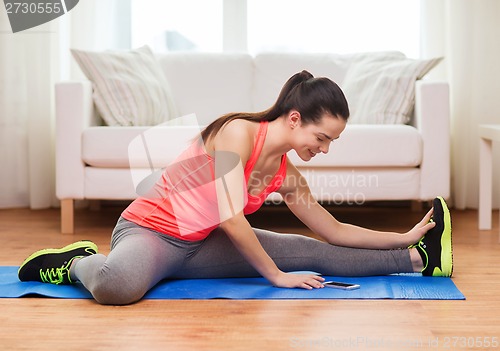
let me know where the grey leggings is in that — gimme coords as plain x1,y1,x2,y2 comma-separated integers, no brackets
73,217,413,305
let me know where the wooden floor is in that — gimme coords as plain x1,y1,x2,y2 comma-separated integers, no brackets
0,204,499,351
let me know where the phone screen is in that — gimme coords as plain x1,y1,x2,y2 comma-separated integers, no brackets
323,281,360,290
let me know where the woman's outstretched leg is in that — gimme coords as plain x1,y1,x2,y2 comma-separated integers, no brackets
174,227,415,279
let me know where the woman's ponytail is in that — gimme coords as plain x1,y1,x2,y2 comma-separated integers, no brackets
263,70,314,121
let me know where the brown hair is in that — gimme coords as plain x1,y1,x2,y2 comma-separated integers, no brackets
200,70,349,143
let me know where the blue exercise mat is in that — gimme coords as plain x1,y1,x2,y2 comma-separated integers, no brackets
0,266,465,300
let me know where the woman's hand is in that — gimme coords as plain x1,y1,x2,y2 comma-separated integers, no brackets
270,271,325,290
404,207,436,246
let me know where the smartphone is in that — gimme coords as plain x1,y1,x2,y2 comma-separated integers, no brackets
323,281,360,290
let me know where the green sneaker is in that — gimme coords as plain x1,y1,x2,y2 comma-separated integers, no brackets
18,241,98,285
413,196,453,277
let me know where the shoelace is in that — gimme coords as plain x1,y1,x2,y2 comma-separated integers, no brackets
39,256,80,284
39,265,69,284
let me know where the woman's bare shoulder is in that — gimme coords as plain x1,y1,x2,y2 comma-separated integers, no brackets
223,118,258,135
217,119,258,145
210,119,258,160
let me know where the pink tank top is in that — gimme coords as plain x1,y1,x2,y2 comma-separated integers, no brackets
121,121,287,241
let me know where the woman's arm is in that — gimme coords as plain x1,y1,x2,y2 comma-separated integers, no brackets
278,161,435,249
219,212,324,289
213,121,324,289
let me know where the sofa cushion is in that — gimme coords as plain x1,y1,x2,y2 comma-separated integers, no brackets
342,54,442,124
157,53,254,126
82,126,201,168
71,46,178,126
82,124,422,169
287,124,422,167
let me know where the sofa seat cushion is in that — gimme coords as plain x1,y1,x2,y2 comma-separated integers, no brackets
83,124,421,169
287,124,422,167
82,126,201,168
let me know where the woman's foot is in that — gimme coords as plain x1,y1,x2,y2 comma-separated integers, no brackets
413,196,453,277
18,241,98,285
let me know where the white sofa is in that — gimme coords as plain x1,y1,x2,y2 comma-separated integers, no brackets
55,52,450,233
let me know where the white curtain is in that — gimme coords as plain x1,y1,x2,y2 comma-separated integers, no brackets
421,0,500,209
0,10,58,208
0,0,129,209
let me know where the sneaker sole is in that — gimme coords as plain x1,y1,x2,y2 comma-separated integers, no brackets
434,196,453,277
18,241,98,277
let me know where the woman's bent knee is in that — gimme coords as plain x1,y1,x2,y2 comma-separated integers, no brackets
86,264,149,305
90,278,147,305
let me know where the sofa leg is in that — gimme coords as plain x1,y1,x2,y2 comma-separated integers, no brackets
61,199,74,234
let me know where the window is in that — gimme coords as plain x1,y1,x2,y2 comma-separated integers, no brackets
247,0,420,57
131,0,420,58
131,0,223,53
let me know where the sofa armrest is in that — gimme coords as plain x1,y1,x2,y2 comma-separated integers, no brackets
55,81,95,200
414,81,451,200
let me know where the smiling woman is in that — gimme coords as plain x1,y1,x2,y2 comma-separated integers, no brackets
18,69,452,305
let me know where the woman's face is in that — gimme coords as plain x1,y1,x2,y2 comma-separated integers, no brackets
290,112,346,162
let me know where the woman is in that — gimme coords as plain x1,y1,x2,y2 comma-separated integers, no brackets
18,70,453,305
